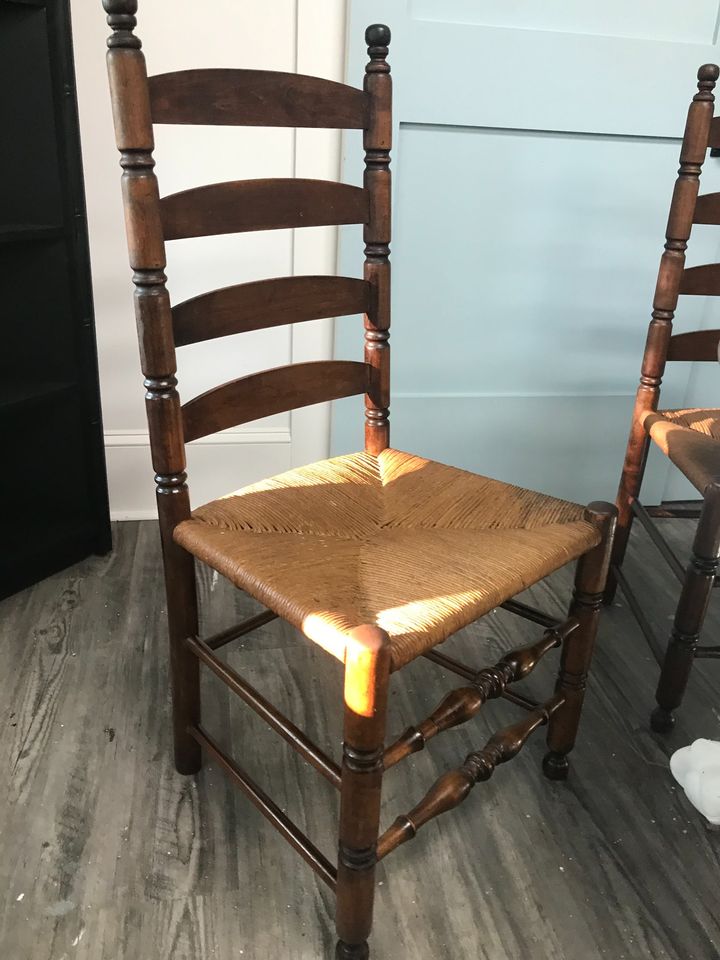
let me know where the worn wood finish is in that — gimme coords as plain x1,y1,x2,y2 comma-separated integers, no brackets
544,503,617,780
103,0,201,775
172,276,371,347
667,328,720,361
149,68,368,129
160,178,369,241
336,626,391,960
362,25,392,456
609,64,719,599
182,360,369,443
652,482,720,731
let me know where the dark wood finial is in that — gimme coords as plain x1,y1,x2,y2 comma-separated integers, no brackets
102,0,141,49
695,62,719,100
365,24,391,72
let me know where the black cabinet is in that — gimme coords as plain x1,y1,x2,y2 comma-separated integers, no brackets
0,0,111,598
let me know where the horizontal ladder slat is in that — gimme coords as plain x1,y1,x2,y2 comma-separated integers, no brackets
189,724,337,889
161,178,369,241
182,360,369,442
693,192,720,224
708,115,720,149
149,69,368,129
680,264,720,297
667,329,720,362
186,634,341,788
173,275,371,347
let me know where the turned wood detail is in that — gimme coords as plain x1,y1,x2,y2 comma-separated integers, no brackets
610,64,718,585
383,620,577,769
363,25,391,456
103,0,140,49
377,694,565,860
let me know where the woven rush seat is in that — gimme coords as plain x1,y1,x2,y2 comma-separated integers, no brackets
642,408,720,494
175,448,600,669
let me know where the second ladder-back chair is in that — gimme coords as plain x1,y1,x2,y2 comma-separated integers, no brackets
101,3,617,957
611,64,720,735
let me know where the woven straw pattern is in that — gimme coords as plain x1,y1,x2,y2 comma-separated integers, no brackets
174,449,599,669
643,408,720,494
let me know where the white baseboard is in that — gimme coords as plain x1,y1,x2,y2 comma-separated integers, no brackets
105,429,293,521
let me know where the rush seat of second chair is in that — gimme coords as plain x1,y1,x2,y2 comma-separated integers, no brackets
100,3,617,957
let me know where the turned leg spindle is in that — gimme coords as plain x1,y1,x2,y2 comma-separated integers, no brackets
652,480,720,732
544,502,617,780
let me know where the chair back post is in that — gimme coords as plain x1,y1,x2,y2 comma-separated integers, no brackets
639,65,718,412
363,25,392,456
102,1,192,541
616,65,718,528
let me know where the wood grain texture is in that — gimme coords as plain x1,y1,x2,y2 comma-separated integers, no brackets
172,276,371,347
679,262,720,296
667,328,720,361
2,519,720,959
149,69,369,129
160,179,369,241
182,360,370,442
693,191,720,224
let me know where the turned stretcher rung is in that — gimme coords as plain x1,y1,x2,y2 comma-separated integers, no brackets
695,645,720,658
631,499,685,584
423,650,538,711
185,635,341,788
385,623,574,770
204,609,279,650
377,693,565,860
189,724,337,889
501,598,561,629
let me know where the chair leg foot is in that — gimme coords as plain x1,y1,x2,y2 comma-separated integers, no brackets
336,940,369,960
542,750,570,781
650,706,676,734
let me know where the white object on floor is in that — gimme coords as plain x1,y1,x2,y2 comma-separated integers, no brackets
670,739,720,825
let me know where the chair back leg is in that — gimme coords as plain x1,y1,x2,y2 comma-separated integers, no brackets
652,479,720,731
335,627,391,959
543,502,617,780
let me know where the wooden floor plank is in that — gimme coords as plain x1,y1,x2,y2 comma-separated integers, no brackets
1,519,719,959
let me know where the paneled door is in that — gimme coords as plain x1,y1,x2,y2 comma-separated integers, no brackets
333,0,720,505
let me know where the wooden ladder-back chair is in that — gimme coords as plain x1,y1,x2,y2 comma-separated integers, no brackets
101,3,616,956
611,64,720,735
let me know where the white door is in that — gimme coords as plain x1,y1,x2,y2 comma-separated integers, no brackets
334,0,720,505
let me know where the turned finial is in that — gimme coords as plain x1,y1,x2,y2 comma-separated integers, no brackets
366,24,390,71
695,63,719,100
102,0,141,49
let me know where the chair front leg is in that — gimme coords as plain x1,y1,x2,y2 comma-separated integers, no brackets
543,501,617,780
652,479,720,732
336,626,391,960
606,415,651,603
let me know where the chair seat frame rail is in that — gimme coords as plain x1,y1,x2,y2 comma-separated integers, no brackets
100,3,617,957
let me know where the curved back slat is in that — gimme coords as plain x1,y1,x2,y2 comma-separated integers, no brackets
693,192,720,223
182,360,370,442
173,276,371,347
709,115,720,148
149,69,369,129
161,178,369,241
679,263,720,296
667,329,720,361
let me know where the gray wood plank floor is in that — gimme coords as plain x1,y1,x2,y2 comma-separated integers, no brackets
1,519,719,960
